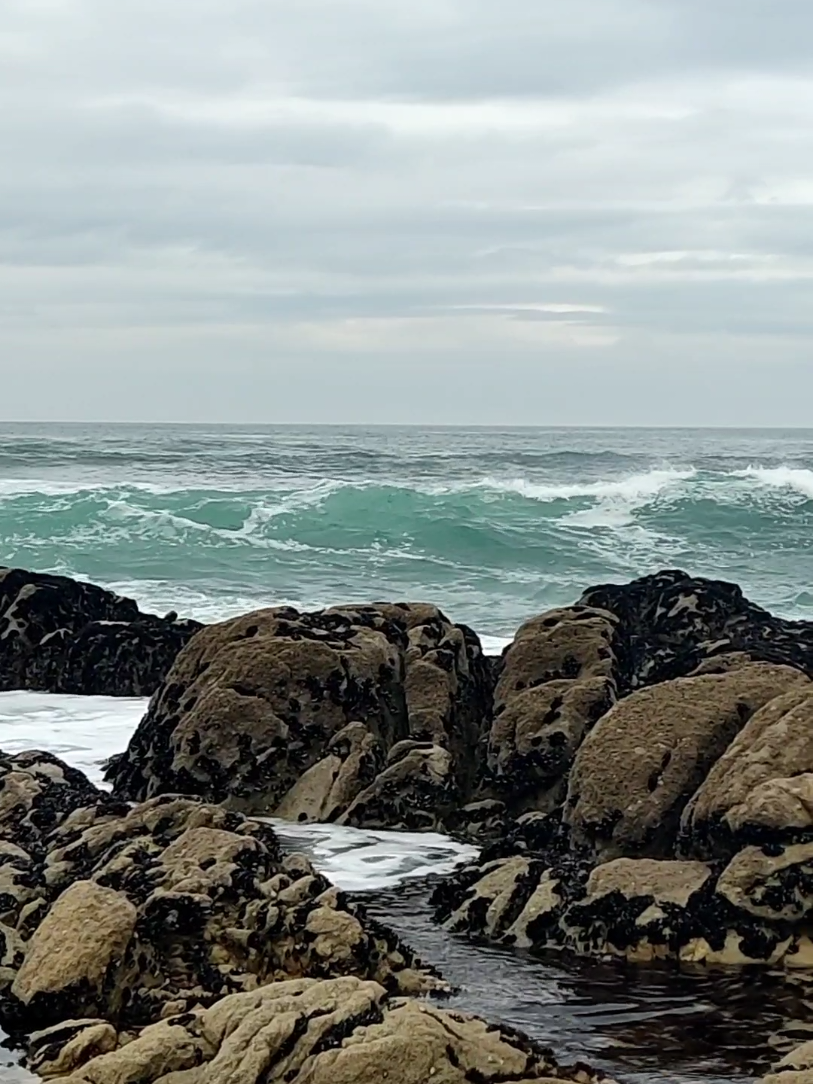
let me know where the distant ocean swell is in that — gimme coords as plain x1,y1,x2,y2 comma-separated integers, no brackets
0,461,811,640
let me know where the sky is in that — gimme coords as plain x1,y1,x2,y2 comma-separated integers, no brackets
2,0,813,425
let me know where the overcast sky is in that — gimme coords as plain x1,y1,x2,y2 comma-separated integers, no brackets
2,0,812,424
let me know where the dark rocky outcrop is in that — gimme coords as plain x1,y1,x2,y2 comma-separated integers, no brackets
0,569,201,696
106,603,491,831
429,572,813,973
579,569,813,691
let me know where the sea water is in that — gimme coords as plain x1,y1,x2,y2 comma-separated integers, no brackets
2,424,813,1082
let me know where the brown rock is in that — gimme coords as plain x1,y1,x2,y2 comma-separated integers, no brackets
27,1020,118,1079
681,686,813,857
12,881,136,1024
716,844,813,923
566,663,808,858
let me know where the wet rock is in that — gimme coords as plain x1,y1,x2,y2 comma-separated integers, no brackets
339,741,457,831
0,760,441,1043
561,858,714,962
433,849,813,968
681,686,813,858
762,1039,813,1082
31,976,619,1084
0,568,201,696
580,569,813,691
11,881,137,1027
27,1020,118,1079
486,607,617,817
565,663,808,859
106,603,490,830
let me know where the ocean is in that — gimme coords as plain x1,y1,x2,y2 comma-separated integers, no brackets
0,423,811,640
2,423,813,1084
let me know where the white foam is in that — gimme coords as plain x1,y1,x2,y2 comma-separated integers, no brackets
468,467,697,504
269,821,478,893
0,692,148,786
734,466,813,500
0,691,479,893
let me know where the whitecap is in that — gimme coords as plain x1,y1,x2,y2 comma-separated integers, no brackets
466,467,697,504
734,466,813,500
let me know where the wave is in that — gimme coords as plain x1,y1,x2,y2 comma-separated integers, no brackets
1,464,812,511
733,466,813,500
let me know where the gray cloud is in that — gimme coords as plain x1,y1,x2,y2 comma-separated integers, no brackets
1,0,812,423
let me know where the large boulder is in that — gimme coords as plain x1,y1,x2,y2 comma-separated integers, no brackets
486,608,617,815
565,663,809,859
23,976,619,1084
580,569,813,691
0,568,201,696
106,603,491,827
681,686,813,858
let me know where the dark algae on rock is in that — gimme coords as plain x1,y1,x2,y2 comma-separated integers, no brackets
5,566,813,1081
0,568,201,696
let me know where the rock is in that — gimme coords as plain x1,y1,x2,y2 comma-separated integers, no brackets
561,858,714,962
762,1040,813,1083
0,764,440,1040
274,723,383,824
105,607,408,811
565,663,808,858
339,741,457,831
35,976,619,1084
0,749,113,861
105,603,490,830
681,686,813,858
55,1020,207,1084
11,882,137,1027
434,848,813,968
0,568,201,696
715,844,813,925
27,1020,118,1079
489,677,614,814
580,569,813,691
485,607,618,816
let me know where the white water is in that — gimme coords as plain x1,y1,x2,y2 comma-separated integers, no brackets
0,692,478,893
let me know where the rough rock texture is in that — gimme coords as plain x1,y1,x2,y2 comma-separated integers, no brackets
434,848,813,968
0,753,440,1042
565,663,809,858
580,569,813,691
0,568,201,696
681,686,813,858
105,603,491,828
22,976,619,1084
762,1040,813,1083
487,607,617,814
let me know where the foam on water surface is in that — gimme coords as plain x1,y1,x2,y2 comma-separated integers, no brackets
0,692,478,893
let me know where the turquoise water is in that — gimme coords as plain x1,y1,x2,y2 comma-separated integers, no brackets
0,423,811,641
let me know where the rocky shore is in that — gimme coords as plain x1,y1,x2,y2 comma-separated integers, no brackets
2,565,813,1082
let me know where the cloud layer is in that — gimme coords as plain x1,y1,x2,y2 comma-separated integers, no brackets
2,0,813,423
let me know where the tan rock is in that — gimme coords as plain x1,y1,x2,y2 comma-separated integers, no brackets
681,686,813,854
27,1020,118,1079
60,1021,205,1084
717,844,813,921
584,858,712,908
12,881,136,1017
566,663,808,857
494,607,617,714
